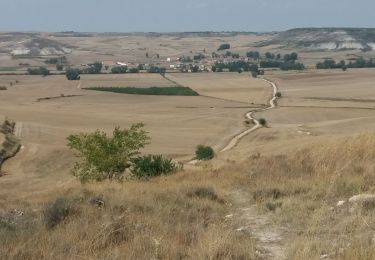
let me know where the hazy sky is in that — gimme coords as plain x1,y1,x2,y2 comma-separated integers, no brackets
1,0,374,32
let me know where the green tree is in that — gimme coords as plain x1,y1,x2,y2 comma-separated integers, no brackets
67,124,150,182
66,68,80,80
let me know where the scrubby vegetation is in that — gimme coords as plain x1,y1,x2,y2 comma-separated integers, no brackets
84,86,199,96
132,155,181,178
111,66,128,74
67,124,150,182
147,66,166,74
45,56,67,65
195,145,214,160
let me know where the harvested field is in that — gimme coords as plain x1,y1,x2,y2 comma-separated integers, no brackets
168,72,271,104
0,73,272,199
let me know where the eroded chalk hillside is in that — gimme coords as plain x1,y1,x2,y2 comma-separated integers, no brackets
258,28,375,51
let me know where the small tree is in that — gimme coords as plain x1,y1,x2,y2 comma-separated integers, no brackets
66,68,80,80
67,124,150,182
195,145,214,161
275,92,282,98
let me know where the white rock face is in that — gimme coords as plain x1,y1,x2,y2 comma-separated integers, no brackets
11,49,30,55
337,42,364,49
368,43,375,50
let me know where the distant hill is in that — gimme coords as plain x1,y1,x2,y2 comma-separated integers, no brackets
256,28,375,51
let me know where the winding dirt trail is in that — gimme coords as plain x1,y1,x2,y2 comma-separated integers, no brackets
220,78,278,152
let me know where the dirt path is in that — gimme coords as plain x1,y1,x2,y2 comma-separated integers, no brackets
231,190,288,260
220,78,278,152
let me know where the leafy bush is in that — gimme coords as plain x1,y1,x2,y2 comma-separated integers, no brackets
84,86,199,96
66,68,80,80
67,124,150,182
275,92,282,98
195,145,214,160
132,155,181,178
44,198,76,229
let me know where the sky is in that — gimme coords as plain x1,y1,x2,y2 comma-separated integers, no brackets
0,0,374,32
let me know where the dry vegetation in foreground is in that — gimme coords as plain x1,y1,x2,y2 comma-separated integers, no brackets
1,133,375,259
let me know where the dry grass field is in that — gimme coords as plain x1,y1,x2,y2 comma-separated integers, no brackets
168,73,271,105
0,73,271,201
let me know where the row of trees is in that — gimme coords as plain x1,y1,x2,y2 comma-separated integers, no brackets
27,67,50,76
212,61,259,73
247,51,298,61
316,58,375,69
260,60,305,70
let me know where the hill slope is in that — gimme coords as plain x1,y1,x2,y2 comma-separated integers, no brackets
258,28,375,51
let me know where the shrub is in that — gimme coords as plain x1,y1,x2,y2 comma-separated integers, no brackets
195,145,214,160
132,154,181,178
258,118,267,126
187,187,224,203
44,198,76,229
275,92,282,98
67,124,150,182
66,68,80,80
251,70,258,78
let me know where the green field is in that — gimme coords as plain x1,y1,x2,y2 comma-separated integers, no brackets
84,86,199,96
